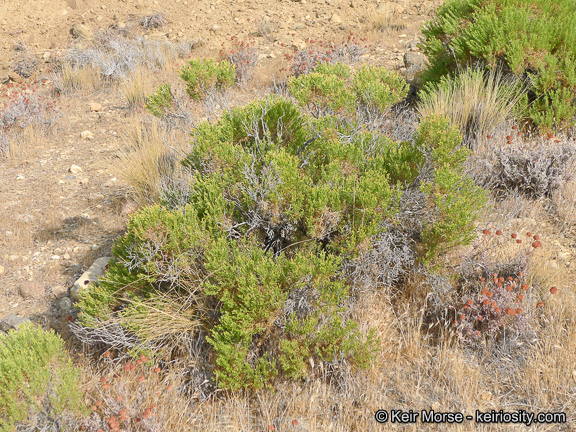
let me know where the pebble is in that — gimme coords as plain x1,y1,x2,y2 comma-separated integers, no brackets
69,164,83,174
80,130,94,140
89,102,103,112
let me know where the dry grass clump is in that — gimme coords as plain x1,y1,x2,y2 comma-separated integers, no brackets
114,117,190,207
255,16,280,38
418,67,525,148
369,3,406,32
552,176,576,233
122,70,147,111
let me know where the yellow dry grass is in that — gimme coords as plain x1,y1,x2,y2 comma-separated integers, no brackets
113,116,190,208
418,67,526,150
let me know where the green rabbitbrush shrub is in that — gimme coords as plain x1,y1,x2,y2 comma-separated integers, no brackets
180,58,235,100
420,0,576,132
75,62,486,391
0,323,85,431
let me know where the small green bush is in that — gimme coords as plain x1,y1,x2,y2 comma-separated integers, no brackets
419,0,576,132
180,58,236,100
288,62,408,118
0,323,85,432
415,115,488,263
145,83,173,117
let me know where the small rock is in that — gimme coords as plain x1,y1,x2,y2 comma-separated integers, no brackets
69,164,83,174
0,265,4,275
79,178,89,185
16,175,25,181
51,284,69,298
402,64,424,85
330,13,342,24
403,51,425,69
51,255,60,260
65,0,81,9
18,281,45,299
63,253,71,260
120,201,138,216
0,313,31,332
70,257,112,301
559,251,571,260
70,23,93,39
42,51,51,61
58,297,73,314
211,24,221,31
81,130,94,140
89,102,103,112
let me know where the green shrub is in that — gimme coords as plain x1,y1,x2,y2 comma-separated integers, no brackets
419,0,576,132
145,83,173,117
415,115,488,263
288,62,408,118
180,58,236,100
75,96,485,390
0,323,85,431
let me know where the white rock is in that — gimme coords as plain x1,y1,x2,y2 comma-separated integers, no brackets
330,13,342,23
70,257,112,301
89,102,103,112
0,265,4,275
69,164,83,174
80,130,94,140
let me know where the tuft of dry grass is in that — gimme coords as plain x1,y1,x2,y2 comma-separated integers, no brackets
369,3,406,32
552,176,576,233
114,117,190,208
54,62,101,94
418,67,526,148
122,70,147,110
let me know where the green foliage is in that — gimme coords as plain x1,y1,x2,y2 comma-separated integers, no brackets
0,323,85,432
145,83,172,117
415,115,488,263
288,62,408,117
76,93,485,390
420,0,576,132
180,58,236,100
352,64,409,112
